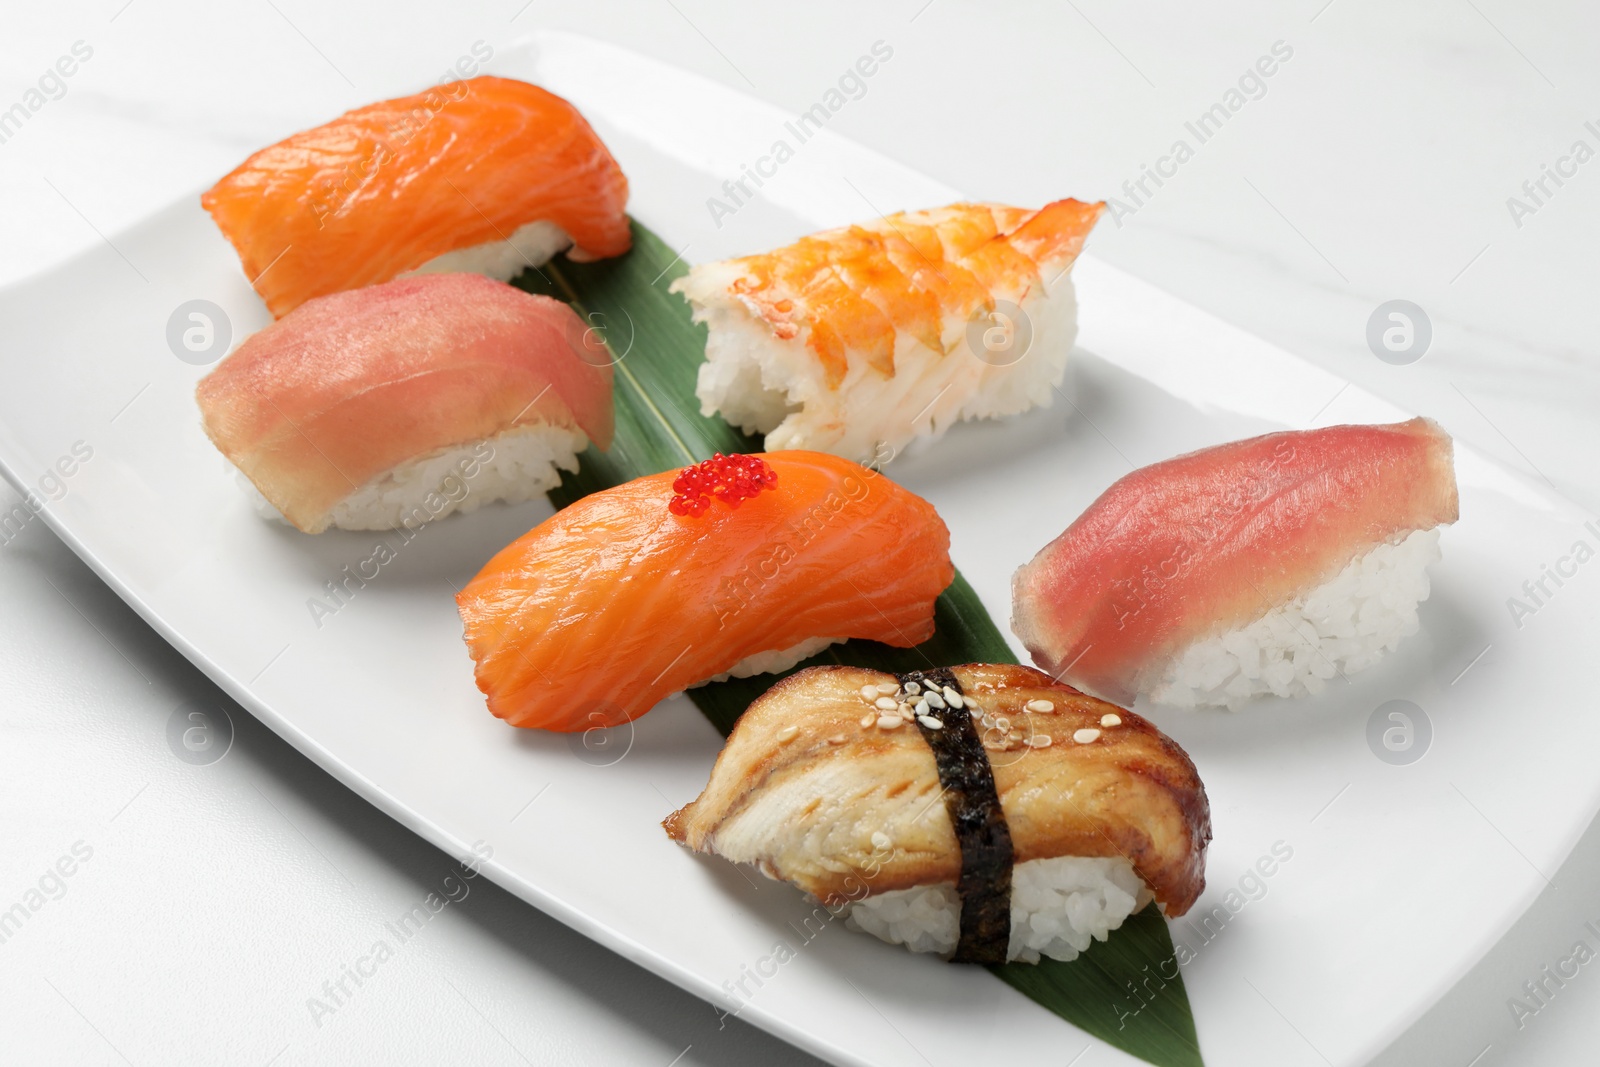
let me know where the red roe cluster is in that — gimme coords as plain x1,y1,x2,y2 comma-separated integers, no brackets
669,453,778,517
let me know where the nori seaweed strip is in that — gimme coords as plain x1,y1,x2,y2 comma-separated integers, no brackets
898,668,1014,964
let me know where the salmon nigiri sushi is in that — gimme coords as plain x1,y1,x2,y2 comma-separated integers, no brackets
1012,418,1460,709
456,452,954,730
196,273,613,534
673,199,1103,463
203,76,631,318
666,663,1210,964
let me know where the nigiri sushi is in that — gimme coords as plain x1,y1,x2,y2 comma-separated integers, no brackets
203,76,631,318
673,200,1103,463
456,452,953,730
665,663,1210,964
196,273,613,534
1012,418,1460,709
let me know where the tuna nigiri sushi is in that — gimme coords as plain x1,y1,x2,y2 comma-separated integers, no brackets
456,452,954,730
1012,418,1460,709
673,200,1103,463
665,663,1210,964
203,76,631,318
196,273,613,534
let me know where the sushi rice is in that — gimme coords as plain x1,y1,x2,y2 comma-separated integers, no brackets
680,259,1080,464
241,422,587,531
400,220,575,284
1150,527,1441,710
699,636,844,684
846,855,1152,964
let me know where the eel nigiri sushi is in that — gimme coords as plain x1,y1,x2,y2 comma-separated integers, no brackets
203,76,631,317
665,663,1210,964
673,200,1103,463
456,452,953,730
1012,418,1460,709
195,273,613,534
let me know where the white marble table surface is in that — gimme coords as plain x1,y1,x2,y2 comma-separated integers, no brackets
2,1,1597,1063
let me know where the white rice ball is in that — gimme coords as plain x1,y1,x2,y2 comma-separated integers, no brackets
399,220,574,283
239,421,587,532
1149,527,1442,709
845,855,1152,963
696,637,845,685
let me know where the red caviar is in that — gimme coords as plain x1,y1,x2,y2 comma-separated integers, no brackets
669,453,778,517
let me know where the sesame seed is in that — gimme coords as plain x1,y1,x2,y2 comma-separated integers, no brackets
776,724,798,742
876,683,898,696
860,685,878,701
1100,713,1122,728
1030,735,1053,748
898,707,915,722
904,682,922,696
924,692,946,710
871,831,891,849
914,699,929,717
1073,728,1101,744
859,714,874,728
828,734,847,745
1026,699,1055,713
917,715,943,730
995,716,1010,732
1007,730,1022,742
875,696,898,711
943,687,964,708
877,715,904,729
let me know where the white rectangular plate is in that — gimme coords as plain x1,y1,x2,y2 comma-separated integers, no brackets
1,31,1593,1067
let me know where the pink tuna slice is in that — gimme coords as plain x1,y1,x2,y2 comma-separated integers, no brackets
1011,418,1459,705
196,272,613,533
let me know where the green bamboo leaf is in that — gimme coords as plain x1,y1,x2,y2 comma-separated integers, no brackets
997,906,1203,1067
514,219,1203,1067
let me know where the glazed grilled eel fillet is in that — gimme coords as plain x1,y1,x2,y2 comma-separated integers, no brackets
666,663,1210,963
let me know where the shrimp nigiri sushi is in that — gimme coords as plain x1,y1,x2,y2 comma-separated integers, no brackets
665,663,1210,964
456,452,954,730
195,273,613,534
673,200,1103,463
203,76,631,318
1012,418,1460,709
